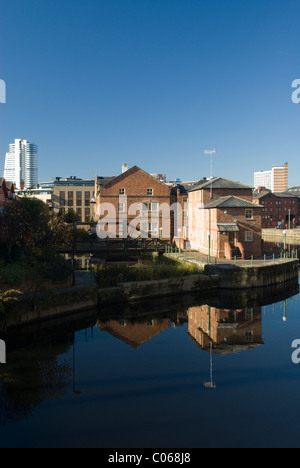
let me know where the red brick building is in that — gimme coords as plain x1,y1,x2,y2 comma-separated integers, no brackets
187,178,263,259
253,187,298,228
0,178,15,213
94,166,171,238
188,305,263,355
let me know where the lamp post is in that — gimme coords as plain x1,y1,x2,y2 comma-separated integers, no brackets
283,230,287,257
178,228,182,254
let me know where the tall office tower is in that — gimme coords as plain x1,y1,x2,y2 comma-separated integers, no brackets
254,163,288,193
4,139,38,189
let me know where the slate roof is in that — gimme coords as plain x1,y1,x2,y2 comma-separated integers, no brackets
253,189,298,199
204,196,262,209
188,177,253,192
253,189,272,199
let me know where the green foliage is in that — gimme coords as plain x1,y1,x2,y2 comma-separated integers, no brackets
63,209,80,224
0,289,22,315
0,264,30,285
0,257,72,286
37,257,73,283
0,198,72,260
95,255,202,288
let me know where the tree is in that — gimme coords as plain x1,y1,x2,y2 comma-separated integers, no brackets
0,198,72,260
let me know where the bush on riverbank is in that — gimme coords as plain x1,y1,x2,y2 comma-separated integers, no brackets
0,257,72,289
95,254,203,288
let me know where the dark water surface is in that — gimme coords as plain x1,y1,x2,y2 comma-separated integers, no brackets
1,281,300,448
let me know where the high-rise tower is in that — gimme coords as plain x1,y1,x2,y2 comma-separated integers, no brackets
3,139,38,189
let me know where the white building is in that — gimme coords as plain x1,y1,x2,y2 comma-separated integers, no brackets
254,163,288,193
4,139,38,189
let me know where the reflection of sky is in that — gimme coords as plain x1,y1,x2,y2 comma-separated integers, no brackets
1,295,300,448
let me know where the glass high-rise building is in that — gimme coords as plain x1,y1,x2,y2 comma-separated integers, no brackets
3,139,38,189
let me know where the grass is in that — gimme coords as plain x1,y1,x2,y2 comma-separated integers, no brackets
95,253,203,288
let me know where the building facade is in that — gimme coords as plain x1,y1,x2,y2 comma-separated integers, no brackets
39,177,95,223
187,178,262,259
0,178,15,213
4,139,38,189
94,166,171,238
254,163,288,193
253,187,298,228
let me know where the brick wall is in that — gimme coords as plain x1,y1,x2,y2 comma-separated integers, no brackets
95,166,171,238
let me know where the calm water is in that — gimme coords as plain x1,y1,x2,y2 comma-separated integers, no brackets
1,281,300,448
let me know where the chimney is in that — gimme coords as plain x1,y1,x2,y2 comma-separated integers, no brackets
122,163,128,174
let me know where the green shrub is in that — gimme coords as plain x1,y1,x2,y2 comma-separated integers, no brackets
38,257,73,283
95,256,202,288
0,263,30,285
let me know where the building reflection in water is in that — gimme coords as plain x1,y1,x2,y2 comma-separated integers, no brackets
96,318,172,349
188,305,264,355
0,281,298,425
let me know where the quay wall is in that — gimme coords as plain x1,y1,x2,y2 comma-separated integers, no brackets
2,260,299,329
98,274,220,305
262,228,300,245
205,260,299,289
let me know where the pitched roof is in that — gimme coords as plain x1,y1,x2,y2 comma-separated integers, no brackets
188,177,253,192
204,196,262,209
253,189,272,199
102,165,170,190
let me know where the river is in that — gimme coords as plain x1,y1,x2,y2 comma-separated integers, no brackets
0,280,300,448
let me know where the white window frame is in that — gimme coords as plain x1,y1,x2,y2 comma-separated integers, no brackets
147,188,154,196
118,202,126,213
245,231,253,242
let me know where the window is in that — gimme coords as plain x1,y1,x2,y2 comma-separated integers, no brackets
150,202,159,212
76,191,82,207
245,209,253,220
119,188,125,195
76,208,82,220
149,222,159,237
83,191,90,207
245,331,253,342
59,191,65,207
119,221,127,238
68,191,74,207
118,202,126,213
245,231,253,242
147,188,153,196
85,208,90,222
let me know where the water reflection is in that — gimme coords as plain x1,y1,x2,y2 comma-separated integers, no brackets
0,279,299,433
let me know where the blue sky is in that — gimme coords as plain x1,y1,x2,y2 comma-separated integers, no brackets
1,0,300,186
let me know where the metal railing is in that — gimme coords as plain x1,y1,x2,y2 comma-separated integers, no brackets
165,245,299,266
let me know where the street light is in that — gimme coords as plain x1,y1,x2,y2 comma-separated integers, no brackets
283,230,287,257
178,228,182,254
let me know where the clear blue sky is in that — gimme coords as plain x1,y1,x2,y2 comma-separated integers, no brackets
1,0,300,187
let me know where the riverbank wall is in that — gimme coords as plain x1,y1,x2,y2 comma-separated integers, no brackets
262,228,300,245
1,259,299,330
205,260,299,289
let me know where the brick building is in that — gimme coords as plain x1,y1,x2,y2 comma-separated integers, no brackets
253,187,298,228
94,166,171,238
97,318,171,348
188,305,263,355
187,178,262,259
0,178,15,213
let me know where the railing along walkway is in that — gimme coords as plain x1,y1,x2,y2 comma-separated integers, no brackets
166,247,299,267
